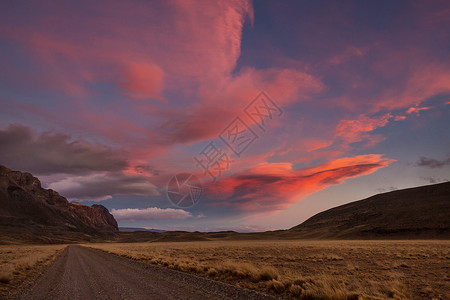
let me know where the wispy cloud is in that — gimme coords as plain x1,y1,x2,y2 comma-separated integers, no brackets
333,113,392,148
205,154,395,212
417,156,450,168
406,106,432,116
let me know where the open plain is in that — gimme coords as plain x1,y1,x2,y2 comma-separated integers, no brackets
86,240,450,299
0,240,448,299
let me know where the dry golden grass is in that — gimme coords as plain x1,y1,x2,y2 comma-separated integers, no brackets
0,244,66,299
86,240,449,299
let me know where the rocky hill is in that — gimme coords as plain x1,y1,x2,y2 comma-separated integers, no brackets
288,182,450,239
0,165,118,243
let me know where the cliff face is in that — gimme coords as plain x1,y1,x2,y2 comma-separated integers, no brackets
0,165,118,243
70,203,118,232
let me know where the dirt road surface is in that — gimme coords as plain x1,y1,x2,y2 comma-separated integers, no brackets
18,245,278,300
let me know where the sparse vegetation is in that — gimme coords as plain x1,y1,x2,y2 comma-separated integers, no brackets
84,240,450,299
0,244,66,299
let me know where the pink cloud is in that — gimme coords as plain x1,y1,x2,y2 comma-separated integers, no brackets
0,0,254,106
406,106,432,116
2,0,446,221
303,138,333,152
205,154,394,212
333,113,392,148
0,1,266,150
315,42,450,115
394,115,406,121
153,67,324,147
0,0,329,174
119,61,165,101
328,46,366,65
374,62,450,112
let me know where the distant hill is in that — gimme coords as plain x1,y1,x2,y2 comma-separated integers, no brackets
119,227,166,232
0,165,118,244
288,182,450,239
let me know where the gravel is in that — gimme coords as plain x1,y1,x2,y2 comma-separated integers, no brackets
18,245,279,300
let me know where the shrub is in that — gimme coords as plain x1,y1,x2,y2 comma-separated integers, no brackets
259,266,279,281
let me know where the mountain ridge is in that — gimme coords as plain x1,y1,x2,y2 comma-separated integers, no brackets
0,165,118,243
287,181,450,239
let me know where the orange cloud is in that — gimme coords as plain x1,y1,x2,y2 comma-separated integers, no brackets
205,154,394,212
406,106,432,116
394,115,406,121
303,138,333,152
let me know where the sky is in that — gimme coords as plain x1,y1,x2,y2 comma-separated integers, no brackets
0,0,449,232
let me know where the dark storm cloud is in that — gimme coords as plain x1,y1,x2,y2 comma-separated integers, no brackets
48,172,159,201
417,156,450,168
0,125,128,175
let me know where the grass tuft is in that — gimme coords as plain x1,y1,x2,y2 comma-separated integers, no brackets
266,279,285,294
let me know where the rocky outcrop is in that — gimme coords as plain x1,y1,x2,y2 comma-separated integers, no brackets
69,203,118,232
0,165,118,243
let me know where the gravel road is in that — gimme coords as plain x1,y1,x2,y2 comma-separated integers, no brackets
18,245,278,300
